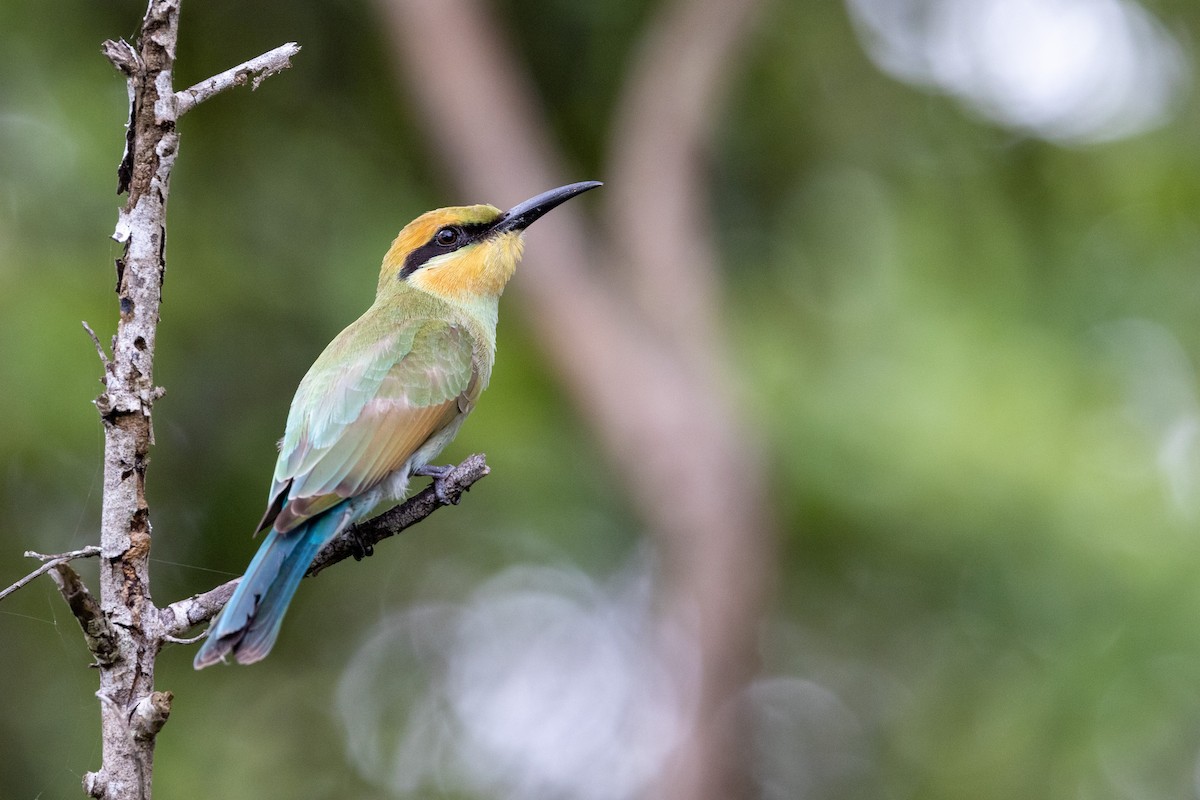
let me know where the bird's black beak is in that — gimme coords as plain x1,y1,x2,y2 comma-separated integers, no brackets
490,181,603,235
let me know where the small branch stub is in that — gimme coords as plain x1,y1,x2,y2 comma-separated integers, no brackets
84,770,107,799
49,562,119,666
101,38,139,76
132,692,174,742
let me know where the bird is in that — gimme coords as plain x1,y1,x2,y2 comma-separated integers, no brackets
193,181,602,669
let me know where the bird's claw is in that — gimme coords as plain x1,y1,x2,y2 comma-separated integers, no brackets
350,529,374,561
413,464,457,505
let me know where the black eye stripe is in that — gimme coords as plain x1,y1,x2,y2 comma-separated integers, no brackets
400,222,492,279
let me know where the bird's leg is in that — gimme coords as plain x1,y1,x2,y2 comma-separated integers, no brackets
413,464,457,505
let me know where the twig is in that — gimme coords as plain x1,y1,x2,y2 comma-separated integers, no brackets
174,43,301,117
25,546,103,562
0,546,101,603
308,453,490,576
82,321,111,367
158,454,490,637
162,631,207,645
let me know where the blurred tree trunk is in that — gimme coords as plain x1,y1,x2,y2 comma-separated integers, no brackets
377,1,775,797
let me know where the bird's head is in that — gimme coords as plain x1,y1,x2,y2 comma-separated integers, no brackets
379,181,601,301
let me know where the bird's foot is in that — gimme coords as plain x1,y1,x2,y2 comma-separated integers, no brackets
413,463,457,505
350,529,374,561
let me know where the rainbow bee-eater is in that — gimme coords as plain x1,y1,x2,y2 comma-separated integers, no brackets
194,181,602,669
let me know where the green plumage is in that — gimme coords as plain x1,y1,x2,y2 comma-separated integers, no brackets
194,181,601,669
266,292,492,532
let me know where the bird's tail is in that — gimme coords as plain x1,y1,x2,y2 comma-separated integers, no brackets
193,504,349,669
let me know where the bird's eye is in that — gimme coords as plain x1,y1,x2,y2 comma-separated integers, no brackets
435,226,460,246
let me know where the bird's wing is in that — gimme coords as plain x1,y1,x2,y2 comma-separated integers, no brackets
260,318,478,533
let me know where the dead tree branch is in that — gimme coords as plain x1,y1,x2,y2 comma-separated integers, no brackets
82,321,111,366
49,561,119,666
174,42,302,117
0,550,116,663
158,454,490,638
78,3,301,797
90,5,185,793
307,453,490,576
0,546,101,603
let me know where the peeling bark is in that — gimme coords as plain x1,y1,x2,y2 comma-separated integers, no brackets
83,4,300,798
87,4,182,795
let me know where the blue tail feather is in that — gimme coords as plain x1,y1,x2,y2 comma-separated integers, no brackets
193,504,349,668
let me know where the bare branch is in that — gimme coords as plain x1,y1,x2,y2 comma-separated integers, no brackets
162,631,207,645
158,580,238,640
0,546,101,603
174,42,302,117
82,321,111,367
308,453,490,577
24,546,102,563
26,2,304,797
48,562,119,666
158,454,490,638
91,2,187,796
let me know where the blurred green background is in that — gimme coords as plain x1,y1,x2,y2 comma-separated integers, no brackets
4,1,1200,798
